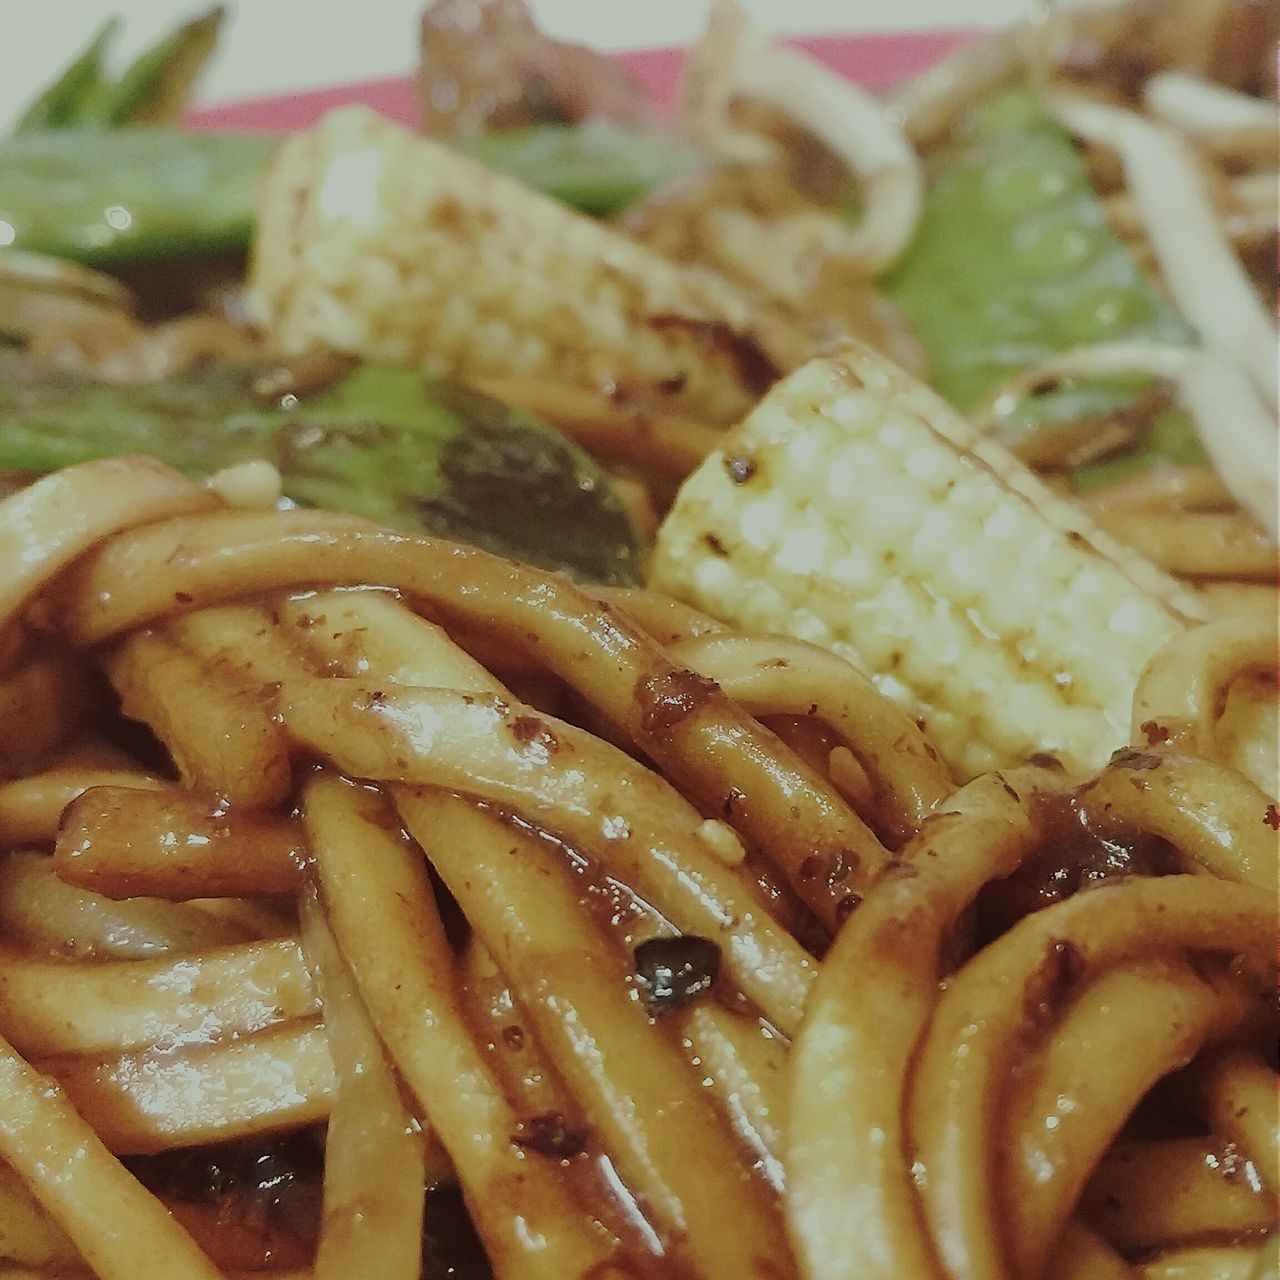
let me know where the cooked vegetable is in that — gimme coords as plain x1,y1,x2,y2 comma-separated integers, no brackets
653,345,1201,779
622,162,932,379
978,342,1275,527
10,111,688,271
4,9,251,272
0,356,642,584
12,19,119,132
1071,406,1204,489
13,8,225,131
250,106,811,425
0,130,273,266
885,87,1190,412
417,0,659,136
456,124,701,215
95,7,226,127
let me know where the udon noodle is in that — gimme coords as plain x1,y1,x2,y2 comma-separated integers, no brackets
1,0,1277,1273
0,454,1273,1279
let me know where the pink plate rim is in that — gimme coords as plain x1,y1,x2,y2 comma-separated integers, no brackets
184,27,983,132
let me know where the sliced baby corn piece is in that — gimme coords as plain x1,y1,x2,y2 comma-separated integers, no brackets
652,342,1205,780
248,105,812,425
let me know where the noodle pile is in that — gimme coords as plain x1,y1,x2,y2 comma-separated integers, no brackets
0,455,1273,1279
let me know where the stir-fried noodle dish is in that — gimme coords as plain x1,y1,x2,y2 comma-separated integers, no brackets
0,2,1276,1277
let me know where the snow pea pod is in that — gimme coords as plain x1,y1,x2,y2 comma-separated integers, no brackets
0,129,274,266
0,119,693,270
457,122,701,215
0,356,644,585
886,87,1191,412
93,7,227,127
12,19,119,132
13,8,225,132
886,86,1202,482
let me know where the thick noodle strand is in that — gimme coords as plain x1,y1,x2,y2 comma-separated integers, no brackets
1001,962,1258,1277
786,765,1068,1280
0,935,316,1056
397,787,793,1280
286,682,816,1034
302,774,628,1280
0,1031,223,1280
54,510,879,932
909,876,1271,1280
0,457,212,638
301,890,426,1280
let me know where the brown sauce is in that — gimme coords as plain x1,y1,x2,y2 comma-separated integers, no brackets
976,790,1181,941
125,1131,324,1270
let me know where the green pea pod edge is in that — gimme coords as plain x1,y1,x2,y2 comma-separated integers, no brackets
94,6,227,127
13,7,225,133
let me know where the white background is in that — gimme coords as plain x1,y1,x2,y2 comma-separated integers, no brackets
1,1,1030,126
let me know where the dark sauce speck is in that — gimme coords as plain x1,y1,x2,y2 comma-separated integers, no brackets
1108,748,1164,771
124,1130,323,1245
634,935,721,1015
511,1112,588,1160
1023,938,1086,1031
635,667,719,738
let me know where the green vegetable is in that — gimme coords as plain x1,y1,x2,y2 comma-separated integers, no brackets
886,86,1190,412
457,124,701,215
94,7,226,127
0,356,643,584
13,19,119,132
13,8,225,131
986,375,1150,434
885,86,1201,490
5,10,252,267
0,129,274,265
0,117,694,269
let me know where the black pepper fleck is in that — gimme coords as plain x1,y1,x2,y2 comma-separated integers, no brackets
1110,749,1163,771
511,1112,587,1159
634,935,721,1015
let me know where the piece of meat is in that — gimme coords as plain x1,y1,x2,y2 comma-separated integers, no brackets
417,0,657,136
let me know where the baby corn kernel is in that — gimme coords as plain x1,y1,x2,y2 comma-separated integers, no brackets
653,344,1203,778
249,106,811,425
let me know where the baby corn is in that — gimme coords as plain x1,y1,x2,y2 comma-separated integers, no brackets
652,344,1203,779
249,106,811,424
